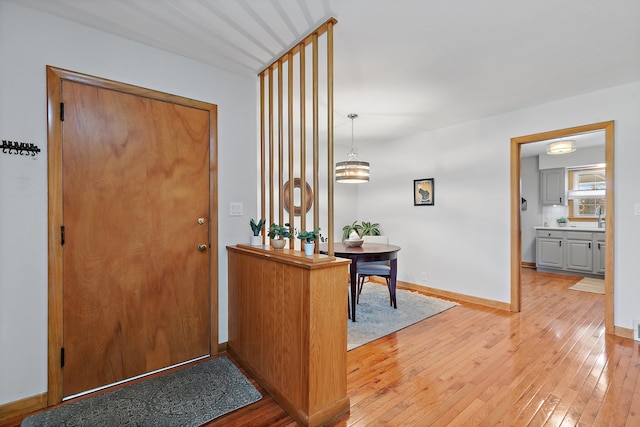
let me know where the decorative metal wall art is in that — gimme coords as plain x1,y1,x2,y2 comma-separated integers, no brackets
1,140,41,157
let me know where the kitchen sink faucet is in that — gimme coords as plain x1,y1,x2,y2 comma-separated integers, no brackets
596,206,604,228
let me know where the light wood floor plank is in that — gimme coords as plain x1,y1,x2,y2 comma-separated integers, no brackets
504,307,605,425
4,269,640,427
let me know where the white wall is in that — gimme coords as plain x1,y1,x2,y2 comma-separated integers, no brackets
334,143,360,238
0,3,257,405
357,81,640,318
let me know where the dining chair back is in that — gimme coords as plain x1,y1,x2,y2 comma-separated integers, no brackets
357,236,395,307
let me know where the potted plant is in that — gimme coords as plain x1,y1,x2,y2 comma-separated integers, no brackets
267,223,291,249
249,218,265,246
556,217,568,227
360,221,381,236
342,220,363,241
297,228,320,256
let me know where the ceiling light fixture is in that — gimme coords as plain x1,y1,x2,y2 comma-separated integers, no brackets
547,140,576,155
336,113,370,183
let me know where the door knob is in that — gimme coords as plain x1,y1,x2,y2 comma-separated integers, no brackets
197,244,208,252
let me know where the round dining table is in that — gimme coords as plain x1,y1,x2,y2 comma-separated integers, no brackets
320,242,401,321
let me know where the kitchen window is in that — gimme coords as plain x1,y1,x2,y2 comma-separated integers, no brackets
567,166,605,222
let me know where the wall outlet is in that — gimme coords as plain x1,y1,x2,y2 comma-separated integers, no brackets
420,272,427,281
634,320,640,341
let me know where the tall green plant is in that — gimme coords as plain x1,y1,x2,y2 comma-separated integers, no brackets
249,218,265,236
361,221,380,236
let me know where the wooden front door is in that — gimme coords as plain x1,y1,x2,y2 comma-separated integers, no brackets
50,70,216,398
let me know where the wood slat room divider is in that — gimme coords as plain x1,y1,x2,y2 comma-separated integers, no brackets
258,18,337,255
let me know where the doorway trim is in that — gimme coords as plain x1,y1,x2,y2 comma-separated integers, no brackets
510,121,614,334
46,66,219,404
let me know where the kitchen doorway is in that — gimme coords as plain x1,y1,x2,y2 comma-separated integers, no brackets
509,121,614,334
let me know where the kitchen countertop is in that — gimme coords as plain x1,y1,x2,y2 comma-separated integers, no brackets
534,226,605,232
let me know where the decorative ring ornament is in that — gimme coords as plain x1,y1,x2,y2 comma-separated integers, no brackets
283,178,313,216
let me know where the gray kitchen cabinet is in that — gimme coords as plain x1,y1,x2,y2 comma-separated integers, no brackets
593,234,606,274
536,230,564,269
535,229,604,277
565,232,593,272
540,168,565,205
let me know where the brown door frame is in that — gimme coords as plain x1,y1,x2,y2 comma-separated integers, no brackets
46,66,219,404
510,121,614,334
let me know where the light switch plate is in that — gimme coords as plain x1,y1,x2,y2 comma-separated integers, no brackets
635,203,640,216
229,202,243,216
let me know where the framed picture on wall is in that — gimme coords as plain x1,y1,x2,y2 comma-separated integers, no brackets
414,178,434,206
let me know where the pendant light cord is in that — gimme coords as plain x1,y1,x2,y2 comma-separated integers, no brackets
348,113,358,154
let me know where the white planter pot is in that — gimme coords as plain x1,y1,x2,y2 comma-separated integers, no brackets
250,235,262,246
304,242,315,256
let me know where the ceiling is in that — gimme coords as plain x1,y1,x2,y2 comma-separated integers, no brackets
519,130,605,158
9,0,640,147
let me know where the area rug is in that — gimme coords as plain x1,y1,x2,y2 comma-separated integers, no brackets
348,284,458,351
569,277,605,294
22,356,261,427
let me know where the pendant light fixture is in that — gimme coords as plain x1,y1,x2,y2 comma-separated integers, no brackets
336,113,370,183
547,140,576,155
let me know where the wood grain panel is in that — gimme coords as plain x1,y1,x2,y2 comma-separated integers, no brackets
281,264,306,408
61,80,211,396
46,67,64,405
227,245,350,426
46,66,218,403
0,394,46,421
308,267,347,414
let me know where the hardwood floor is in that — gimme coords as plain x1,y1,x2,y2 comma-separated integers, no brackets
212,269,638,426
4,269,637,426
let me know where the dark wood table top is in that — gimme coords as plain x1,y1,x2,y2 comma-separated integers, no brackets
320,242,401,256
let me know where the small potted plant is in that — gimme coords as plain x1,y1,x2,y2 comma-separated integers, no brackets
267,223,291,249
297,228,320,256
342,220,363,241
556,217,568,227
249,218,265,246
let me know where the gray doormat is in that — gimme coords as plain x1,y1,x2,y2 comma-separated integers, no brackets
22,356,261,426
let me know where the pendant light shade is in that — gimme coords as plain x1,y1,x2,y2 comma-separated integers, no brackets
336,114,370,183
336,155,370,183
547,140,576,155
